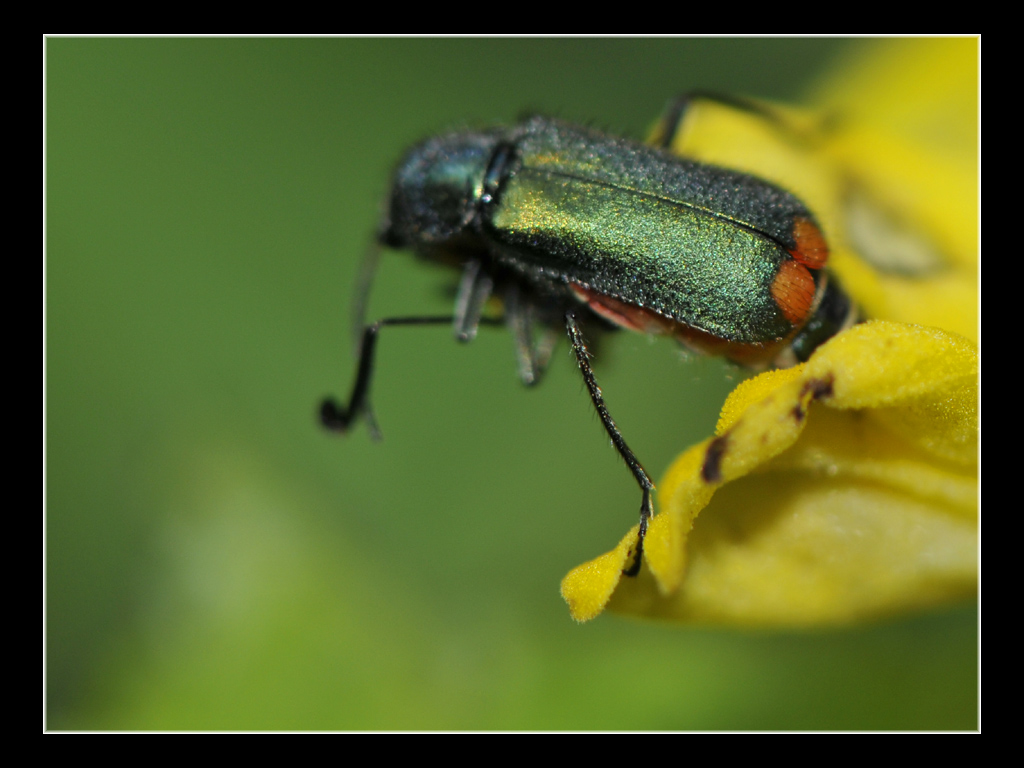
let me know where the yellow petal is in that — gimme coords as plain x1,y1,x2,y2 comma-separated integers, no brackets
812,39,978,343
563,39,978,625
561,525,640,622
564,323,978,626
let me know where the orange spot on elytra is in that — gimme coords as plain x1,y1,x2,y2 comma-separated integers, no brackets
771,259,816,325
790,217,829,269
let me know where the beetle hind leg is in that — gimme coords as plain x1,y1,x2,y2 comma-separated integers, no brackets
564,309,654,576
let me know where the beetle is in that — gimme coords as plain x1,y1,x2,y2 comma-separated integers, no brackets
320,95,858,576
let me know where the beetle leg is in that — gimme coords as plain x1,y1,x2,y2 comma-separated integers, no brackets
321,314,456,441
350,241,383,354
565,309,654,577
652,90,814,151
505,283,559,386
453,259,494,342
651,90,786,150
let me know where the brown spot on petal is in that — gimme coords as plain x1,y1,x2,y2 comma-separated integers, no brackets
702,435,729,484
803,374,835,401
792,374,835,422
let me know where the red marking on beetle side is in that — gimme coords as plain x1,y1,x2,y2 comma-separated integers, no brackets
789,217,829,269
771,259,816,326
570,282,788,367
569,284,676,335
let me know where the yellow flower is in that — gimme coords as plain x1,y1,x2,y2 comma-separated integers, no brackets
561,39,979,626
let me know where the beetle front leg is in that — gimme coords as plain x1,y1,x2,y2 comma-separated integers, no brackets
564,309,653,577
453,259,494,342
505,282,559,387
320,314,455,441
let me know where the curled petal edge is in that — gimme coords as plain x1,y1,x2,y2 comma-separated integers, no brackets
561,321,978,625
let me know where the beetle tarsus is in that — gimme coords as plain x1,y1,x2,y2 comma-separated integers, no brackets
623,489,652,577
322,314,489,440
623,487,652,577
320,397,355,432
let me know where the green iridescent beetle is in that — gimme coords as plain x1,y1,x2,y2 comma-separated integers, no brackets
320,96,858,575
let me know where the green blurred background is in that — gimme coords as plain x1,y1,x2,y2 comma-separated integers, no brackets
46,38,976,730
